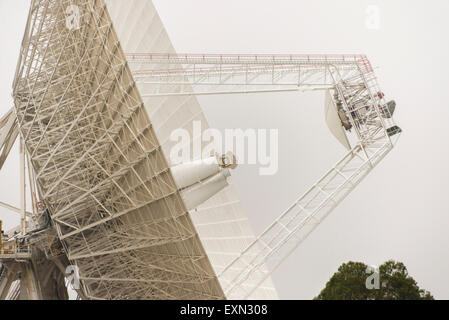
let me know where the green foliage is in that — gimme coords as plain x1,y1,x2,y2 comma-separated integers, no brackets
314,260,433,300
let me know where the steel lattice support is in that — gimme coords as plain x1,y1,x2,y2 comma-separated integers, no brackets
12,0,224,300
126,52,400,299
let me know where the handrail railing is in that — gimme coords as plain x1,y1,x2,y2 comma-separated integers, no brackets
0,243,32,257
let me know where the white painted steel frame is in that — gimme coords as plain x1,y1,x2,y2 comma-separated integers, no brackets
12,0,224,300
126,53,399,299
2,0,400,300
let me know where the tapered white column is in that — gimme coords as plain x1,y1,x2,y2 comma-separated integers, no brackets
19,137,26,235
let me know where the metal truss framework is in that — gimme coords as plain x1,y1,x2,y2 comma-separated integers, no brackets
1,0,400,300
126,53,399,299
11,0,224,300
127,53,373,95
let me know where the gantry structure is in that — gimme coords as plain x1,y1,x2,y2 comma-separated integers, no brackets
0,0,400,300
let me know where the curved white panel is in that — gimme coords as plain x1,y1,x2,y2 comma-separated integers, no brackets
324,90,351,150
106,0,278,299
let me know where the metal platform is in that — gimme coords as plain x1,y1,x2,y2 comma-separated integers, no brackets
0,244,32,260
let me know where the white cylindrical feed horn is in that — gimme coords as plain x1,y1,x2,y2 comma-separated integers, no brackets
171,157,221,190
171,153,238,190
181,170,231,210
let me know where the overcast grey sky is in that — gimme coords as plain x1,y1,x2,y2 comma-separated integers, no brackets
1,0,449,299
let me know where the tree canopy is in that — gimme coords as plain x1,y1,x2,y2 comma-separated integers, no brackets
315,260,433,300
